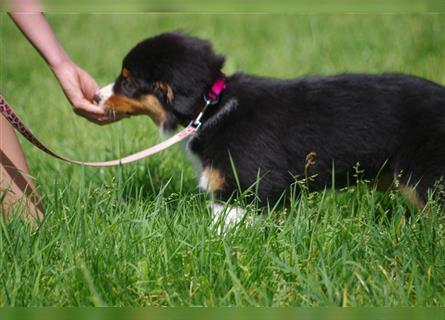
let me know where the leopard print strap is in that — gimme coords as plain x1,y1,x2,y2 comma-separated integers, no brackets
0,95,66,161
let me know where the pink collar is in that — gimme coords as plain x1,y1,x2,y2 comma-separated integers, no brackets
192,73,227,129
205,73,227,103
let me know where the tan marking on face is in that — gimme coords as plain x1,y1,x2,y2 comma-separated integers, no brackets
103,94,167,126
399,184,425,210
122,68,130,78
202,167,225,193
154,81,174,104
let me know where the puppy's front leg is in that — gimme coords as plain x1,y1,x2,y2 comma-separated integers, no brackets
210,203,246,230
199,166,248,230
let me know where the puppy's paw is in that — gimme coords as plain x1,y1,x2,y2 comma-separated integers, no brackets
210,203,250,234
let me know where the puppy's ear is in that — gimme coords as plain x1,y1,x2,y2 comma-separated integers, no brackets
173,53,226,116
173,90,203,116
162,112,181,132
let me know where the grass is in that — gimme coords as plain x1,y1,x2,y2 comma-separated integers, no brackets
1,13,445,306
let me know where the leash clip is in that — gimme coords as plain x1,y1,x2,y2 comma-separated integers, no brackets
191,74,227,130
204,91,220,106
191,97,212,129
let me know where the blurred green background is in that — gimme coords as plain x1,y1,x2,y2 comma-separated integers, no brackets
4,0,445,12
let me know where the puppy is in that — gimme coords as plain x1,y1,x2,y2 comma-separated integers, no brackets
95,32,445,223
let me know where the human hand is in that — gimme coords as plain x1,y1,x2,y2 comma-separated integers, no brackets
51,61,121,125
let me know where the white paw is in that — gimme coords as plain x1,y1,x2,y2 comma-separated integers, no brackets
210,203,246,233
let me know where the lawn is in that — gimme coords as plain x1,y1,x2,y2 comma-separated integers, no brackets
1,13,445,306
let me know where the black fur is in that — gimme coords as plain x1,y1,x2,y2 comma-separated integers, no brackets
115,32,224,130
114,32,445,205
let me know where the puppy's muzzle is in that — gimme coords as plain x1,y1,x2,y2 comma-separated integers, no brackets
93,82,115,106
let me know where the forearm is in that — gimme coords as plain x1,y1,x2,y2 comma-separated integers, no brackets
8,10,111,123
8,12,71,69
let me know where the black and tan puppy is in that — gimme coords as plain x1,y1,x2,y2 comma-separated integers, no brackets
95,32,445,223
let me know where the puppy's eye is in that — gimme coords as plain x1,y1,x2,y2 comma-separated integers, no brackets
122,68,130,79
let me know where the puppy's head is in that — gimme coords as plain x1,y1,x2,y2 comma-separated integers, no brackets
95,32,225,132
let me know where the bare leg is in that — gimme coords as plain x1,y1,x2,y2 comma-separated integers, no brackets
0,115,44,221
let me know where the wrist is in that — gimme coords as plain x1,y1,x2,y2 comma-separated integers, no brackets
49,58,76,81
48,54,74,73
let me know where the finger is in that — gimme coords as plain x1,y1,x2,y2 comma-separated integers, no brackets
76,66,101,100
73,108,106,122
96,114,126,123
73,99,107,116
76,113,111,125
83,85,100,102
94,118,120,126
74,108,124,125
89,116,124,125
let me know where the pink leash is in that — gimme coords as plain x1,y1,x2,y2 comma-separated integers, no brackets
0,94,197,167
0,74,227,167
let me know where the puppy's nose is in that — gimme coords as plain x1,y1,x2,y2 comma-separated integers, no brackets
94,82,115,106
93,93,102,105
